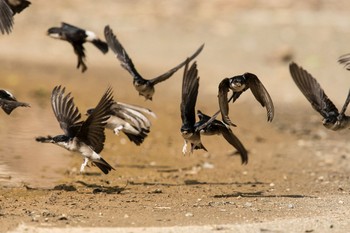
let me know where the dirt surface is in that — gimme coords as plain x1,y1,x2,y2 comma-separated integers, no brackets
1,0,350,232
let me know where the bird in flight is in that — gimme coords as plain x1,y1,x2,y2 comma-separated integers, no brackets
180,60,248,163
36,85,115,174
218,73,274,126
289,62,350,131
104,25,204,100
86,101,156,146
0,89,30,114
47,22,108,72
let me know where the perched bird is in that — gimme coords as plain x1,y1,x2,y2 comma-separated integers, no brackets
86,101,156,146
180,60,207,154
47,22,109,73
218,73,274,126
180,60,247,162
104,25,204,100
289,62,350,131
36,85,115,174
195,110,248,164
0,89,30,114
0,0,30,34
0,0,13,34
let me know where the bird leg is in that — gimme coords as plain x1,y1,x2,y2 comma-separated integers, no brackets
113,126,123,135
182,140,188,155
80,158,89,173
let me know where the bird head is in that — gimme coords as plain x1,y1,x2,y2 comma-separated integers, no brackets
229,75,246,91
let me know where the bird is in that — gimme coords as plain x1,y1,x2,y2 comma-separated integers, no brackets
35,85,115,174
289,62,350,131
218,73,274,126
180,60,207,154
47,22,109,73
195,110,248,164
0,0,31,34
180,60,247,162
104,25,204,100
0,89,30,114
86,101,156,146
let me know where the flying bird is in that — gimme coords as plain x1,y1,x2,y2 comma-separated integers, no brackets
218,73,274,126
47,22,109,73
0,0,31,34
195,110,248,164
0,89,30,114
180,60,248,162
36,85,115,174
86,101,156,146
104,25,204,100
289,62,350,131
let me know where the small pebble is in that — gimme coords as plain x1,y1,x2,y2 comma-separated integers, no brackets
185,212,193,217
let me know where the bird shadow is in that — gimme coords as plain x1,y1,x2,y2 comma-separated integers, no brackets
128,179,266,187
213,191,316,199
75,180,127,194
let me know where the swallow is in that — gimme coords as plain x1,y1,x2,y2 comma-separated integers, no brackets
104,25,204,100
194,110,248,164
218,73,274,126
47,22,109,73
35,85,115,174
289,62,350,131
86,101,156,146
180,60,207,154
0,89,30,114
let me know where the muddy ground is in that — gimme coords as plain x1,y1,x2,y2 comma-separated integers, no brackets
1,0,350,232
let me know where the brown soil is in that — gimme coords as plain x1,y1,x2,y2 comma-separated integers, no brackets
1,1,350,232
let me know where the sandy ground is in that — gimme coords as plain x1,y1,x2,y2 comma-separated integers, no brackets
1,0,350,232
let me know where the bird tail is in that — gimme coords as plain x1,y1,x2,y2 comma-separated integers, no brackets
1,101,30,115
123,130,149,146
92,157,114,174
91,39,109,54
192,143,208,152
35,136,54,143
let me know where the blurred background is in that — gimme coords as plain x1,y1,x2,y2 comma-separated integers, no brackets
1,0,350,187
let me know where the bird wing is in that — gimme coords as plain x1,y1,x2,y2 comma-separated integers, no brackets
181,60,199,129
6,0,30,14
77,87,114,153
61,22,84,33
0,99,30,115
245,73,274,122
104,25,145,84
149,44,205,85
218,78,236,126
338,53,350,70
51,85,82,137
289,62,339,118
221,127,248,164
0,0,13,34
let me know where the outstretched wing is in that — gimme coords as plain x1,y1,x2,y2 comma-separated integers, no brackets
51,85,82,137
245,73,274,122
181,60,199,130
221,127,248,164
338,53,350,70
77,86,114,153
289,62,339,118
218,78,236,126
104,25,145,83
0,0,13,34
149,44,205,85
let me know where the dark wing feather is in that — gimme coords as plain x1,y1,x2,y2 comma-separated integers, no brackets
289,62,339,118
181,60,199,129
77,87,114,153
0,0,13,34
149,44,205,85
338,53,350,70
51,85,82,137
218,78,236,126
72,42,87,72
104,25,145,83
61,22,84,33
220,127,248,164
244,73,274,122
